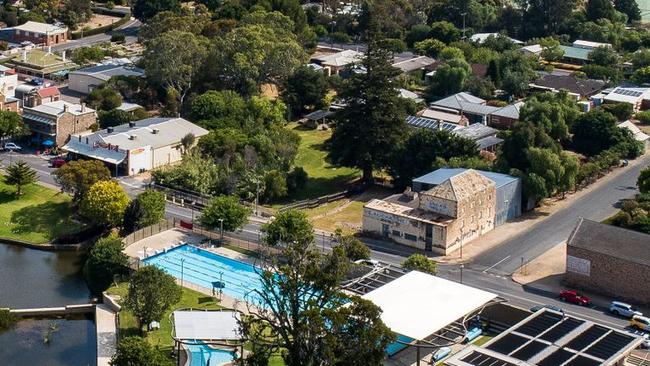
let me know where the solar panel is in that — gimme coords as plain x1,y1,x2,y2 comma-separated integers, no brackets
461,351,519,366
515,311,563,337
487,333,529,355
564,355,602,366
511,340,547,361
584,331,635,360
538,348,575,366
540,318,585,343
565,325,609,351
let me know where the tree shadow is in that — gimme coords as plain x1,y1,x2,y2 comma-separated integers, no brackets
10,201,82,240
197,296,215,304
0,188,16,204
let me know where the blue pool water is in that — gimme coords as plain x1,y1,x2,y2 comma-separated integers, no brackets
186,342,235,366
143,245,263,301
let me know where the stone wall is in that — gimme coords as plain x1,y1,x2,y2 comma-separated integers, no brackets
565,246,650,305
56,111,96,146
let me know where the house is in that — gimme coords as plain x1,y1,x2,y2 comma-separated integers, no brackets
10,21,68,46
559,45,593,64
0,65,18,98
431,92,498,125
565,218,650,305
412,168,522,226
362,170,497,255
62,117,209,176
529,74,606,100
418,108,468,125
0,93,19,112
488,102,524,129
8,48,76,78
454,123,504,152
618,120,650,149
68,64,145,94
22,101,96,147
572,39,612,50
405,115,465,132
397,88,424,104
600,86,650,111
15,84,61,107
311,49,363,76
470,33,523,45
520,44,542,57
391,55,436,75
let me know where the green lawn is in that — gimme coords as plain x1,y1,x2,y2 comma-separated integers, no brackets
0,179,86,244
286,123,360,202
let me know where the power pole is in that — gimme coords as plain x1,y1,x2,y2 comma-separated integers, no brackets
462,12,467,40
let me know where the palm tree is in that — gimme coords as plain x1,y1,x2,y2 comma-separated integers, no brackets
5,161,37,196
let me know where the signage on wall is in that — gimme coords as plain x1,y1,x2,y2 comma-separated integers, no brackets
130,147,146,155
567,255,591,276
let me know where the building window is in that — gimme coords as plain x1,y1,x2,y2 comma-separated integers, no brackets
392,230,401,237
404,233,417,242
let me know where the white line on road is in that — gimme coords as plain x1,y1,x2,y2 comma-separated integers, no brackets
483,255,511,273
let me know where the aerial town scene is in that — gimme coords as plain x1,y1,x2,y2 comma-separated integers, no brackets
2,0,650,365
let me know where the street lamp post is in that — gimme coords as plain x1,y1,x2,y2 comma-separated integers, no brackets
218,218,224,244
460,263,464,284
180,258,185,288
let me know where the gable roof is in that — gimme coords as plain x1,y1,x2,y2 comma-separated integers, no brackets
414,168,519,189
559,45,592,61
432,92,486,109
36,86,60,98
531,74,605,97
490,101,524,119
604,87,650,104
618,120,650,142
567,218,650,267
13,21,67,34
454,123,498,141
425,169,495,202
70,64,145,81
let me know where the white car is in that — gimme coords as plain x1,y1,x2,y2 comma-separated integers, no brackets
3,142,21,151
610,301,643,318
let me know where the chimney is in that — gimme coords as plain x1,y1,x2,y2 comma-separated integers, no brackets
63,104,68,112
62,51,66,61
128,121,136,128
129,135,137,140
107,127,114,133
78,135,81,142
85,137,89,144
81,103,85,112
151,128,159,134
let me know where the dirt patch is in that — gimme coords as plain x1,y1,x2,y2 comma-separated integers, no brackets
512,243,566,285
79,14,121,30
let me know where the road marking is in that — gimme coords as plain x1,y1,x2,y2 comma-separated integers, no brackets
483,255,511,273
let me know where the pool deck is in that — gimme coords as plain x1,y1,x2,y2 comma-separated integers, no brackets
96,304,117,366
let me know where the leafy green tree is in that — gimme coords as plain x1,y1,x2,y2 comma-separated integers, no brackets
111,336,166,366
464,75,496,100
206,11,306,95
199,195,251,232
142,30,207,111
4,161,37,196
86,87,123,111
601,103,634,121
414,38,446,57
53,160,112,202
71,46,105,65
519,91,579,142
190,90,248,127
98,109,134,129
389,129,478,189
262,209,314,246
402,254,437,274
286,167,308,193
334,231,370,261
241,230,394,366
328,39,406,182
572,109,632,156
406,24,432,47
84,234,129,294
125,266,181,333
632,66,650,85
0,110,26,141
589,46,619,66
80,180,130,228
581,64,623,84
122,190,166,233
586,0,617,21
282,65,327,118
263,169,288,202
526,148,579,200
521,0,577,38
539,37,564,62
427,58,471,99
429,21,460,43
638,166,650,193
615,0,641,22
133,0,180,22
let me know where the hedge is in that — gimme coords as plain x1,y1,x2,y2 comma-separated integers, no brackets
70,11,131,40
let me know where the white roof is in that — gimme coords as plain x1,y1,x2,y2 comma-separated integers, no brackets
521,44,542,54
604,87,650,104
314,50,363,67
572,40,612,49
173,311,241,340
420,108,464,124
361,271,497,340
619,120,650,142
25,100,94,116
470,33,523,44
13,21,67,34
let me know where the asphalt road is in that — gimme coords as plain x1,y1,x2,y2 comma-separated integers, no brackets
470,154,650,276
52,18,141,52
2,149,648,333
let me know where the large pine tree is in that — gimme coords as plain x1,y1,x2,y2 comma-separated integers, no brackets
328,31,407,183
4,161,37,196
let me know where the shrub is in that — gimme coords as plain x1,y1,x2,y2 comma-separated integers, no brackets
636,111,650,124
402,254,437,274
111,32,125,43
0,309,17,331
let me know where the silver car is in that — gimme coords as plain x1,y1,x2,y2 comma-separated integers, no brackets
610,301,643,318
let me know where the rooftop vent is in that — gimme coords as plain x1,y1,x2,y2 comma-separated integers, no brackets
128,121,136,128
129,135,137,140
107,127,114,133
151,128,159,134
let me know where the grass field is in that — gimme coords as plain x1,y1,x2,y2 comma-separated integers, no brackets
107,282,286,365
286,123,360,202
0,179,85,244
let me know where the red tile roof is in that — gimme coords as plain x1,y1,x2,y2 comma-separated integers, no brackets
37,86,60,98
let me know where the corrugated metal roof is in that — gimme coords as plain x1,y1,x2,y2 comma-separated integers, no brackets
559,45,591,61
432,92,486,110
414,168,519,189
454,123,498,140
406,115,462,132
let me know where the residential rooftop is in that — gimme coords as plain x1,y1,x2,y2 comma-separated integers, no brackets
12,21,67,34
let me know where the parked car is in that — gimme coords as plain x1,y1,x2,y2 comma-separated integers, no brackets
530,304,564,313
609,301,643,318
3,142,21,151
50,158,67,168
559,290,590,306
631,315,650,332
642,334,650,349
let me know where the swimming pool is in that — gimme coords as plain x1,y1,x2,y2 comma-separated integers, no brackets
185,342,235,366
143,245,263,301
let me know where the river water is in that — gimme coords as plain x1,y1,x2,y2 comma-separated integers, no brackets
0,243,90,308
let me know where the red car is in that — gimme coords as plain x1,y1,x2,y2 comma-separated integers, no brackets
559,290,590,306
50,158,67,168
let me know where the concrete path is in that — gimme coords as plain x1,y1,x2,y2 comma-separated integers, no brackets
96,304,117,366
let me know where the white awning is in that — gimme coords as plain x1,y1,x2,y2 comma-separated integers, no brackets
362,271,497,340
173,310,241,341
